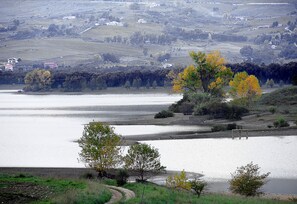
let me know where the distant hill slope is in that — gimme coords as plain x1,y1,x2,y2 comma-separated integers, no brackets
259,86,297,106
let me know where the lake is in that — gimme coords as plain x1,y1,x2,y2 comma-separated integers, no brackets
0,90,297,194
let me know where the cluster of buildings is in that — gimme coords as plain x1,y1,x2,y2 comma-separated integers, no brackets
4,58,19,71
1,58,58,72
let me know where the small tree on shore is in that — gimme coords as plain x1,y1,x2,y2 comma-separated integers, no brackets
78,122,122,177
229,162,270,196
190,177,207,198
166,170,191,190
124,143,165,182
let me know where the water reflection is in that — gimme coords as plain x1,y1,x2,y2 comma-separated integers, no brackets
144,136,297,179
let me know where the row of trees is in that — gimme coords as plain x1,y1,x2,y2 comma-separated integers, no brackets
1,62,296,88
172,51,261,106
79,122,270,197
165,162,269,197
23,69,170,92
78,122,165,181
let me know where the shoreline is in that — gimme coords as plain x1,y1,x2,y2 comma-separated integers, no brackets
0,85,175,95
121,127,297,144
0,167,296,198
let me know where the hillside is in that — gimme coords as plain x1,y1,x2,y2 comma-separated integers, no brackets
0,0,297,69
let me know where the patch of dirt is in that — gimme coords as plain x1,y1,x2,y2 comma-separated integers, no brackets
0,182,53,204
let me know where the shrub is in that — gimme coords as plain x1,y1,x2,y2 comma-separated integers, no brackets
168,94,191,113
212,123,237,132
166,170,191,190
179,102,194,115
268,107,276,114
190,178,207,198
154,110,174,119
229,162,270,196
194,102,248,120
273,118,290,128
115,169,129,186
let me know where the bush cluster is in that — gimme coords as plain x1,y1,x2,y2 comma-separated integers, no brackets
154,110,174,119
273,118,290,128
195,102,248,120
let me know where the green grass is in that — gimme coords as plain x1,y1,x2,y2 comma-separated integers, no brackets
122,182,290,204
0,173,111,204
0,173,85,192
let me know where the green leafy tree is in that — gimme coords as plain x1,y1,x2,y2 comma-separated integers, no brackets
229,162,270,196
124,143,165,181
24,69,52,91
78,122,122,177
190,177,207,198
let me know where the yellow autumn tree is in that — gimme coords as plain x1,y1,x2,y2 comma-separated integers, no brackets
166,170,191,190
173,51,233,96
229,71,262,106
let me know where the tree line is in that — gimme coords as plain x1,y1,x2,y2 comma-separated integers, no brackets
21,69,170,92
0,62,296,91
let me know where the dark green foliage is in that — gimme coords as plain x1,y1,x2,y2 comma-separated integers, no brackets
124,143,166,181
89,76,107,90
63,73,87,92
154,110,174,119
273,118,290,128
229,162,270,196
190,178,207,198
116,169,129,186
195,102,248,120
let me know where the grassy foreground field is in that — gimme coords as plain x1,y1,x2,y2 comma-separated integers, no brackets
1,173,294,204
0,173,111,204
123,182,292,204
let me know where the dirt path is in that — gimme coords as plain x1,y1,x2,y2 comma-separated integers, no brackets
105,185,135,204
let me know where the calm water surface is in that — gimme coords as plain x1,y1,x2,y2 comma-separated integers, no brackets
0,91,189,167
1,91,297,188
